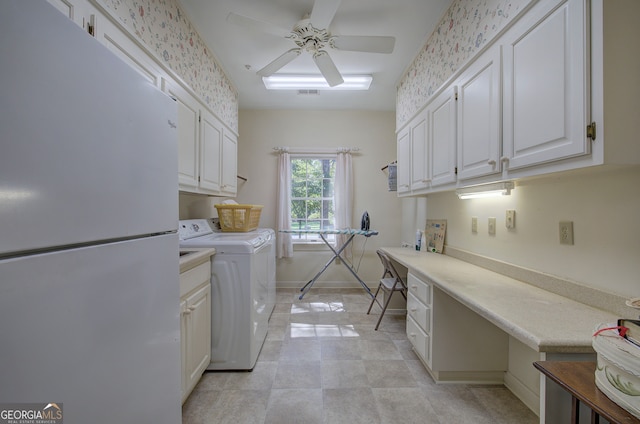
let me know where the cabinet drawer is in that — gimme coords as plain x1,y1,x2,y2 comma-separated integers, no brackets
407,315,430,364
407,291,430,333
408,273,431,305
180,261,211,297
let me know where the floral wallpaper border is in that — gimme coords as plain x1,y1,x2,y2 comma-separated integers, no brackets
397,0,532,129
101,0,239,133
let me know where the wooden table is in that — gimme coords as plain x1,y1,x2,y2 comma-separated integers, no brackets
534,361,639,424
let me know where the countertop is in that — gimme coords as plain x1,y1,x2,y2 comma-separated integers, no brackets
179,248,216,274
381,247,618,354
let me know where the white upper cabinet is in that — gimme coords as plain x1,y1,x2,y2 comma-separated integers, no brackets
199,109,223,193
396,88,458,196
429,87,458,187
396,126,411,195
48,0,239,197
456,46,502,181
96,16,164,88
502,0,588,170
221,131,238,196
410,111,429,191
165,81,200,190
164,80,238,196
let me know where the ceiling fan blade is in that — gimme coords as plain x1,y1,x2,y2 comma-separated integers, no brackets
313,51,344,87
331,35,396,54
256,49,302,76
226,12,292,38
310,0,342,30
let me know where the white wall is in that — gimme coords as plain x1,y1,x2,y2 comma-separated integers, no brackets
234,109,402,288
416,165,640,299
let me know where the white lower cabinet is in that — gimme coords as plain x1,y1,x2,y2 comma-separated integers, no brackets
406,272,509,383
180,260,211,404
406,273,432,367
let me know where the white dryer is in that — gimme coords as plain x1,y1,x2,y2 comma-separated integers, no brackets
178,219,275,370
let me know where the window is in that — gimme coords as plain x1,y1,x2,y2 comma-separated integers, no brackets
290,157,336,243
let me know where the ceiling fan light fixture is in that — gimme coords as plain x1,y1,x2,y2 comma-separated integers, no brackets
262,74,372,90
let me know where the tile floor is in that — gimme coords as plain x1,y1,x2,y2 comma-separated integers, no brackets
182,288,539,424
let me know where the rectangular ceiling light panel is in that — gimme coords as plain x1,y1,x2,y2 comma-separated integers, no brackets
263,74,372,90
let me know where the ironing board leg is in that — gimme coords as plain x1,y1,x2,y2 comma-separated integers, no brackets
299,234,373,299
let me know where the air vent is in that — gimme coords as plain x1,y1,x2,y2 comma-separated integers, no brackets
297,89,319,95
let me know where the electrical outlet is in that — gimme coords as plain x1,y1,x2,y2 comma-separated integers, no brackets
559,221,574,245
488,217,496,235
471,217,478,233
506,210,515,229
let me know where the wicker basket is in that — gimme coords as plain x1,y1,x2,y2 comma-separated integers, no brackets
214,204,263,232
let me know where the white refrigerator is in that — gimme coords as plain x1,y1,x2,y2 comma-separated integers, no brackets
0,2,181,423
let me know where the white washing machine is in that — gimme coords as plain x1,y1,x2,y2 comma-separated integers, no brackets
178,219,275,370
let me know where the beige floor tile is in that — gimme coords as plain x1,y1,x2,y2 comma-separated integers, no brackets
321,360,369,388
183,288,539,424
264,388,323,424
363,359,418,388
272,360,322,389
323,387,382,424
372,387,441,424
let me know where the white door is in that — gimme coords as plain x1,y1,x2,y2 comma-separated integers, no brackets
221,130,238,195
429,87,458,187
410,111,429,191
396,126,411,194
502,0,588,170
457,46,502,180
200,109,222,192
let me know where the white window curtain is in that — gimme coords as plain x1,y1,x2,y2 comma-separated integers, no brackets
334,150,353,259
276,151,293,258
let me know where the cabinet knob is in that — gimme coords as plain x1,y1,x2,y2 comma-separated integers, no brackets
487,159,497,167
410,308,417,313
411,285,418,290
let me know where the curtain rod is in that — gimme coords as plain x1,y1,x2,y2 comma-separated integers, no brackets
273,146,360,154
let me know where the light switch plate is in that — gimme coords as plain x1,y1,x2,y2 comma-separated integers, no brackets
471,217,478,233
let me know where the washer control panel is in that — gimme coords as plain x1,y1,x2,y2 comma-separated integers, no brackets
178,219,213,240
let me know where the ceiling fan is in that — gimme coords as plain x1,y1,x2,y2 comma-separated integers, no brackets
227,0,396,87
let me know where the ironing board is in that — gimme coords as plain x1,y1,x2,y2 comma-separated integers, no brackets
280,229,379,299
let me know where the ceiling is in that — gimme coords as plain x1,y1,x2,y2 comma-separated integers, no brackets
178,0,454,110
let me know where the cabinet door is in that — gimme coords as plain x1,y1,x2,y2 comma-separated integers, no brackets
457,47,502,180
429,87,458,187
221,130,238,196
410,111,429,191
97,17,162,87
165,82,200,189
396,126,411,194
185,283,211,388
180,298,188,402
199,109,222,193
47,0,96,32
502,0,588,170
